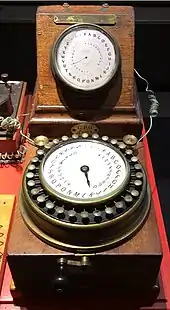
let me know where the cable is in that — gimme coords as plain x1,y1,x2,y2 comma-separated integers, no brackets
134,68,159,143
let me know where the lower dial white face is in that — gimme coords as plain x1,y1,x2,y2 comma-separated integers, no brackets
41,140,129,204
55,24,117,91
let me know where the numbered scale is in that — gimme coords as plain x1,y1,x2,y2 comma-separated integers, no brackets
20,133,150,253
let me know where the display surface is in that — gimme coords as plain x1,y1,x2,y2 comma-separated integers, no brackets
51,23,120,91
41,139,129,204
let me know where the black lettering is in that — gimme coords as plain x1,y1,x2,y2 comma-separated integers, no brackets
61,187,66,192
74,192,80,197
112,180,117,185
59,177,64,181
89,192,95,197
82,193,87,198
108,184,114,189
67,190,72,195
55,183,61,188
49,174,54,179
114,160,118,164
52,179,57,184
96,191,102,195
116,165,121,169
111,155,115,160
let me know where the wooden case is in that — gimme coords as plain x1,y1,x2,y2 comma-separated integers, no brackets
7,145,162,304
29,5,142,138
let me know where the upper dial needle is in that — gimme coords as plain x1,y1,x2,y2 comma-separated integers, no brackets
80,165,90,187
72,56,88,65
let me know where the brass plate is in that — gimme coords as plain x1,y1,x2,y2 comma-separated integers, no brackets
53,14,116,25
71,123,99,135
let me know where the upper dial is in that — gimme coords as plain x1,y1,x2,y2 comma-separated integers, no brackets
51,23,120,91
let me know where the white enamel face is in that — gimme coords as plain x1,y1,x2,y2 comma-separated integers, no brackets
55,25,117,91
41,140,129,204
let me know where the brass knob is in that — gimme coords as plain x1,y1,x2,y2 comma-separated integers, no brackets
34,135,49,148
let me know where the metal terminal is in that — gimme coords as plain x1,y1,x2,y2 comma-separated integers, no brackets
102,136,109,141
34,136,49,148
123,135,138,146
52,139,60,145
72,134,79,139
118,142,126,151
62,135,69,141
81,256,91,267
102,3,109,8
44,142,53,152
92,133,99,139
62,3,69,8
82,133,88,138
110,139,117,146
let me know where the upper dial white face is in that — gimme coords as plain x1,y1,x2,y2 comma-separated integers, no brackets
41,140,129,204
55,25,117,91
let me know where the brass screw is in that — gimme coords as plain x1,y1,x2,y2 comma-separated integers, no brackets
39,85,43,90
63,3,69,7
102,3,109,8
54,16,58,22
34,136,49,148
37,31,42,36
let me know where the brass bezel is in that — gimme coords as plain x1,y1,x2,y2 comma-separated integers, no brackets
50,23,121,93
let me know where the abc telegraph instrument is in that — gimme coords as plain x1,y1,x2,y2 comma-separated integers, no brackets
5,4,162,306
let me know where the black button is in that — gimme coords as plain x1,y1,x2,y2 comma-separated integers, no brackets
27,164,36,172
31,188,40,199
56,206,65,219
27,180,35,189
81,211,89,224
105,207,114,219
37,195,46,207
136,172,143,179
115,201,125,214
36,149,45,160
93,210,102,222
125,149,133,158
134,179,142,188
134,164,142,171
68,210,77,222
26,172,34,179
124,195,133,205
31,157,39,166
130,189,139,198
46,201,55,214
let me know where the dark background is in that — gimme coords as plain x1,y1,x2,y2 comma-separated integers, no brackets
0,2,170,244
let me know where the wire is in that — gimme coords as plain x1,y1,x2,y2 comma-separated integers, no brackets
134,68,159,143
137,116,153,144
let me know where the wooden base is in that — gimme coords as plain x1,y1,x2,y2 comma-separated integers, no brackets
0,82,28,153
29,107,142,139
6,144,162,306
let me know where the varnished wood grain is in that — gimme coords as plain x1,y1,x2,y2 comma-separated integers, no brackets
36,5,134,108
29,5,142,138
